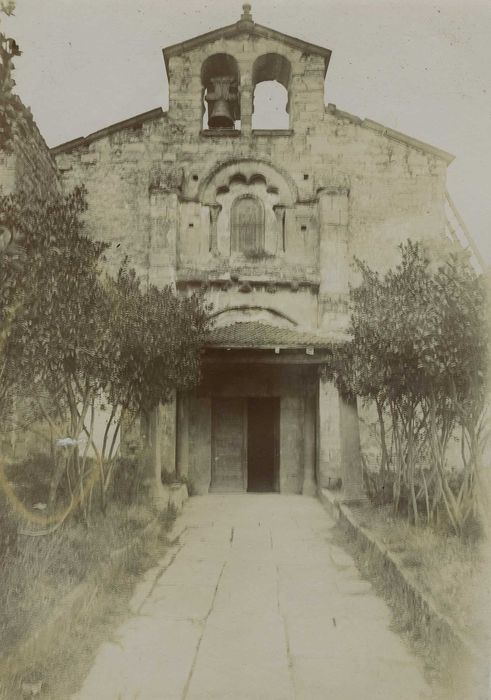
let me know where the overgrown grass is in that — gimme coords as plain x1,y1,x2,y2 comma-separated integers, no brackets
349,502,488,647
0,497,173,699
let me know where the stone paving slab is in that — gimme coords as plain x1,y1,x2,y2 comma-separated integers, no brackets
73,494,434,699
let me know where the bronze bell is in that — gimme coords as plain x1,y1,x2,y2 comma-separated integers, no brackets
206,76,238,129
208,99,234,128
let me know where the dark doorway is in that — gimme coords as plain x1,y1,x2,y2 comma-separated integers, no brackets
247,398,280,492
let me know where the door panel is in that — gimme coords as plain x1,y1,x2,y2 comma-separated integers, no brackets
211,398,246,492
247,398,280,493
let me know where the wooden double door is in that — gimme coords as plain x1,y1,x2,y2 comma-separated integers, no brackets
211,397,279,493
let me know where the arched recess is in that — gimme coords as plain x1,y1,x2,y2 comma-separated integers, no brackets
201,53,240,129
211,305,298,328
200,158,297,206
252,53,291,130
231,195,265,254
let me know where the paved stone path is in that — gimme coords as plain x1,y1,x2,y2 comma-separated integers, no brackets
74,495,433,699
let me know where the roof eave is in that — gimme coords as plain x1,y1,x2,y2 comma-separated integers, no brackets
327,105,454,164
51,107,166,155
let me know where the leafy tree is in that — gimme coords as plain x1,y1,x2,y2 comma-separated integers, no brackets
0,0,22,154
418,256,488,533
1,188,211,519
1,187,110,517
337,241,488,534
86,265,210,512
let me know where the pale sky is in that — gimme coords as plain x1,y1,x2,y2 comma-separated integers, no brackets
4,0,491,264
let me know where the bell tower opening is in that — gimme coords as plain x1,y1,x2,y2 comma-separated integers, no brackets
201,53,240,130
252,53,291,130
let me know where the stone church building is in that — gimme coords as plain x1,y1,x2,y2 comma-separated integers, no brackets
7,6,458,499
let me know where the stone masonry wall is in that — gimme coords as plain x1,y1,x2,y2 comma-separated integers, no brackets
52,29,451,336
0,102,60,198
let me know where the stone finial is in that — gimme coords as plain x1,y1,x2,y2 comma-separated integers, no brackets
240,3,253,21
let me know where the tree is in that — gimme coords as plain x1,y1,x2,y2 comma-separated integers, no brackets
1,186,111,518
85,265,210,512
1,187,211,520
338,241,488,534
0,0,22,154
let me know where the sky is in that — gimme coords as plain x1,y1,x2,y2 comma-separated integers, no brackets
4,0,491,264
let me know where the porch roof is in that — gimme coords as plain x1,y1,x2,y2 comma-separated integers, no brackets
206,321,348,350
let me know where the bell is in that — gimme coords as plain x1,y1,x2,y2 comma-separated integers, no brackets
208,98,234,129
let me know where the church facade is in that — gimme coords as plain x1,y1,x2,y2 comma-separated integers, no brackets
49,5,454,499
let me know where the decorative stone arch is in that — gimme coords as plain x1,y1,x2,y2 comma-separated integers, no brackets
201,158,297,258
199,158,298,206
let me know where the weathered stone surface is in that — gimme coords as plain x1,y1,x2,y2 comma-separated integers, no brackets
1,104,60,198
45,13,454,499
73,495,433,700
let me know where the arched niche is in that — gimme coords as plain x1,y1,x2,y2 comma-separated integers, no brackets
252,53,291,130
201,53,240,129
231,195,265,254
201,159,297,259
200,158,297,206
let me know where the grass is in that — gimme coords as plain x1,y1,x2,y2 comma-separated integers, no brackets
330,501,491,698
0,499,174,699
347,502,490,650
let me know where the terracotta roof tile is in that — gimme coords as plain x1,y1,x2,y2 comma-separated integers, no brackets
206,322,347,349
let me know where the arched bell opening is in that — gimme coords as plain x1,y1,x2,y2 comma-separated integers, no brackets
201,53,240,130
252,53,291,130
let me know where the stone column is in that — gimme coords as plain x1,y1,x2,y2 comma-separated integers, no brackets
208,204,221,255
317,187,350,331
159,392,177,480
317,375,342,489
339,392,365,502
176,392,189,481
135,394,176,508
302,393,316,496
120,411,144,460
139,406,167,507
273,205,286,254
240,81,253,135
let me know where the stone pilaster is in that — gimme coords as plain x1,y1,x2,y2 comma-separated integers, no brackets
147,186,179,288
339,392,365,502
240,82,253,135
302,393,316,496
158,392,177,480
317,187,350,331
317,376,342,489
176,392,189,481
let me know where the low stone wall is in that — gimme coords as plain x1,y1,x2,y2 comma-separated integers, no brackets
318,488,488,700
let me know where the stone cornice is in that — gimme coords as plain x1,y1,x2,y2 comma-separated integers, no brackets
326,104,454,164
162,21,331,78
51,108,165,155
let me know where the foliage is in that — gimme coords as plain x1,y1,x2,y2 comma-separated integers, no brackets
0,0,25,154
104,265,210,415
0,189,210,520
334,241,488,535
87,265,210,511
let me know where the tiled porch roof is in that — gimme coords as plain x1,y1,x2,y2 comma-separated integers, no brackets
206,322,348,349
